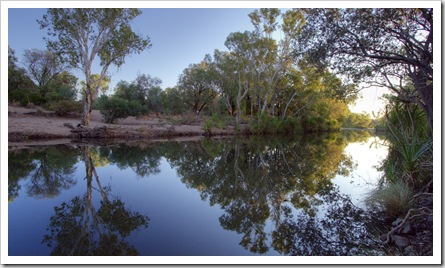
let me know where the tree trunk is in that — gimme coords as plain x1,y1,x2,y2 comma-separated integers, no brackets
411,72,433,136
81,83,93,126
419,84,433,136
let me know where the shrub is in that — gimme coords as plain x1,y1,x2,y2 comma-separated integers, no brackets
178,112,201,125
46,100,83,116
9,89,45,106
381,100,432,189
97,95,147,124
280,117,302,133
249,114,302,134
202,118,214,135
365,180,414,217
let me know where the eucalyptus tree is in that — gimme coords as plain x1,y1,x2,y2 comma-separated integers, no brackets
298,8,434,132
248,9,305,116
114,74,163,113
211,49,239,117
80,74,110,101
224,30,264,126
160,86,187,115
38,8,151,126
177,57,218,115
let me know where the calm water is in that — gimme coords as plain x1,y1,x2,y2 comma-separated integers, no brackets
8,132,388,256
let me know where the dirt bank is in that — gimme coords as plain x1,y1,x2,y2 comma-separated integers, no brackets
8,105,240,146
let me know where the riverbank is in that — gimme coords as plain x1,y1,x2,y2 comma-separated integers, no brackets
8,104,244,146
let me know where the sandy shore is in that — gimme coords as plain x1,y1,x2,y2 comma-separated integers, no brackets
8,105,239,147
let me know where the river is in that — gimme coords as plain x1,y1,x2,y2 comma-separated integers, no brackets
8,131,388,256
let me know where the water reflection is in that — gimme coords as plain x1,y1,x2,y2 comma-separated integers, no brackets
43,146,149,256
9,146,78,201
163,133,380,255
8,131,384,256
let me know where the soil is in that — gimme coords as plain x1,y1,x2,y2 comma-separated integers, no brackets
8,104,240,146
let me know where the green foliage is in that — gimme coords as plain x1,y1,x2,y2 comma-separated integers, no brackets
80,74,110,101
44,86,76,103
249,114,281,134
249,114,302,134
9,89,42,106
202,119,214,135
343,113,372,129
380,100,432,189
177,58,218,115
38,8,151,126
301,116,340,133
160,87,187,115
201,114,233,134
299,8,433,131
8,46,37,95
96,95,147,124
114,74,163,113
45,100,83,116
365,180,414,217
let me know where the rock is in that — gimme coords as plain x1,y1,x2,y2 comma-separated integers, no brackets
404,245,416,255
393,235,410,247
400,220,412,234
63,123,75,129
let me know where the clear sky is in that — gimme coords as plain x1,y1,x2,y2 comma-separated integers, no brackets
6,4,390,116
8,8,256,89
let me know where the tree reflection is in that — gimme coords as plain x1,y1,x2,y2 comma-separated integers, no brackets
42,146,149,256
272,187,380,255
98,144,162,177
8,146,78,201
166,133,380,255
9,132,381,256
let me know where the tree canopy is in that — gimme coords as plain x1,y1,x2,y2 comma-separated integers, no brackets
38,8,151,126
298,8,433,132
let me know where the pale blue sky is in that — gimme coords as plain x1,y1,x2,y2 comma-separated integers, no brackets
8,8,256,89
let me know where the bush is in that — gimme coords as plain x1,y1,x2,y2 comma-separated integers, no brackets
365,180,413,217
9,89,44,106
178,112,201,125
249,114,302,134
44,85,77,103
46,100,83,116
96,95,147,124
381,100,432,189
202,118,214,135
280,117,302,133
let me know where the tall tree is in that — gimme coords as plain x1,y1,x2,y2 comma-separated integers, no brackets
114,73,163,112
298,8,433,132
177,57,218,115
224,31,263,127
23,49,70,97
8,46,36,93
80,74,110,101
211,50,239,117
38,8,151,126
